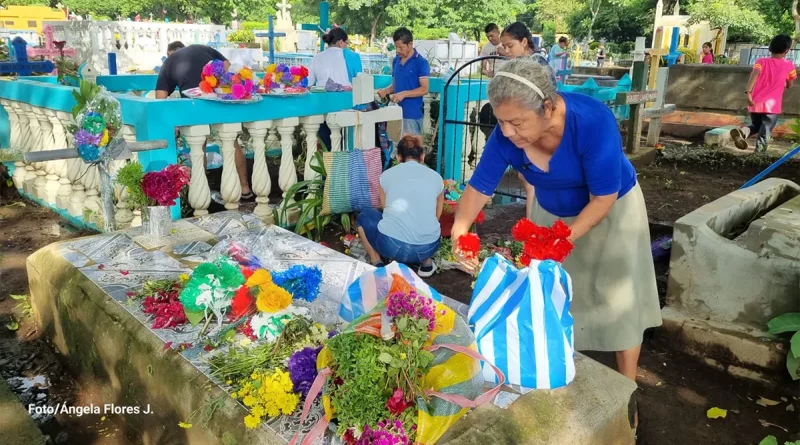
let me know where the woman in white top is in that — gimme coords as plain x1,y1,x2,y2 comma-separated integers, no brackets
308,28,360,87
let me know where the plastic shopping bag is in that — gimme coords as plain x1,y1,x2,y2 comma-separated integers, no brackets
468,254,575,389
339,261,443,322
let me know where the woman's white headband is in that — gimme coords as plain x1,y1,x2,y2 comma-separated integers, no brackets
494,71,545,99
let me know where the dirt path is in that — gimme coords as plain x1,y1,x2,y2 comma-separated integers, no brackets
0,194,133,445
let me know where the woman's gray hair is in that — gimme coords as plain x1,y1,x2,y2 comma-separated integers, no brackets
488,59,557,114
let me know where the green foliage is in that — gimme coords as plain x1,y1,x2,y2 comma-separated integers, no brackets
589,41,600,50
678,47,696,63
116,161,148,209
10,294,33,319
70,80,101,119
759,435,800,445
767,312,800,380
227,29,255,43
239,21,270,31
686,0,775,44
326,333,391,436
542,21,556,46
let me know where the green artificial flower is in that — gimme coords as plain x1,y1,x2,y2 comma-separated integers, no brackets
81,114,107,135
179,257,245,312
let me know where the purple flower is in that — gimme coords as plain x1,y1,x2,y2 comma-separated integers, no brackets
386,290,436,331
74,129,102,146
281,71,293,83
288,346,322,398
276,63,288,73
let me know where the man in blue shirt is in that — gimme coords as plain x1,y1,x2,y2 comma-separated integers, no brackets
378,27,430,136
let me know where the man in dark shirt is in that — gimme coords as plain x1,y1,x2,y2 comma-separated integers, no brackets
156,43,228,98
155,42,253,200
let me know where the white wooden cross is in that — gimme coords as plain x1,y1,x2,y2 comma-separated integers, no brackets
26,24,77,63
325,74,403,150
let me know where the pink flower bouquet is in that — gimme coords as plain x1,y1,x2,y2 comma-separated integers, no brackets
142,164,191,206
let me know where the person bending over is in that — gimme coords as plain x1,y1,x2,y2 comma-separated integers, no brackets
155,42,253,200
356,135,444,277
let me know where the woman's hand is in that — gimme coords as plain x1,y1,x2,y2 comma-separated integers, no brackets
746,92,755,107
450,227,480,275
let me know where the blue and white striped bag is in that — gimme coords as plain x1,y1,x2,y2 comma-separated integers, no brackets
339,262,443,322
468,254,575,389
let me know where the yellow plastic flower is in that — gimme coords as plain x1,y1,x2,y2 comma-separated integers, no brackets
267,64,277,73
178,422,192,429
100,129,109,146
256,283,292,313
179,273,190,283
244,414,261,429
205,75,218,88
240,68,253,80
246,269,272,287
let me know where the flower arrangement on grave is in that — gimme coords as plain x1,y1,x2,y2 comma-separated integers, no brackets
198,59,260,100
261,63,309,93
290,274,501,445
127,279,189,329
117,162,191,208
70,82,122,163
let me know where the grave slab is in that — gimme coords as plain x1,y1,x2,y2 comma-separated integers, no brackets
0,378,46,445
27,211,636,444
661,178,800,381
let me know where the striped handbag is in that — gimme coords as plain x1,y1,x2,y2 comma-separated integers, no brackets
468,253,576,389
321,148,382,216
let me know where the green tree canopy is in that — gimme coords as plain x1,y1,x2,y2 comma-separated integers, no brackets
686,0,774,44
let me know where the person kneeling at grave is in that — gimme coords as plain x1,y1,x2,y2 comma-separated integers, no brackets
155,41,254,201
356,135,444,277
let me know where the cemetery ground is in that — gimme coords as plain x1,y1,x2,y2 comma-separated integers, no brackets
1,142,799,445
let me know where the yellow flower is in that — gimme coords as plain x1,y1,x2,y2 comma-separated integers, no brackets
243,395,256,407
205,75,218,88
400,353,407,360
240,68,253,80
244,414,261,429
251,372,259,380
100,129,109,146
178,422,192,429
256,283,292,313
239,338,252,347
246,269,272,287
267,64,276,73
231,392,237,399
252,405,265,417
226,380,233,385
179,273,190,283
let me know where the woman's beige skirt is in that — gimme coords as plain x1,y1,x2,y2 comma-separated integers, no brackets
530,183,662,352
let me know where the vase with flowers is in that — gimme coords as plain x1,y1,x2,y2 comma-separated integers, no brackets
116,162,190,236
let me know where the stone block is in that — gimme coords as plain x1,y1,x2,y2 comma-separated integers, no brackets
0,378,46,445
704,126,738,147
662,178,800,380
439,354,637,445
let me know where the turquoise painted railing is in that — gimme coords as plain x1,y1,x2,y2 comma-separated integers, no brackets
0,73,422,230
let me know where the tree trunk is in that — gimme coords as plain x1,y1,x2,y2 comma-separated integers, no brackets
370,12,384,47
793,0,800,46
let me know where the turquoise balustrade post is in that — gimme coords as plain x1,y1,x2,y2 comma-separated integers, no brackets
0,102,8,149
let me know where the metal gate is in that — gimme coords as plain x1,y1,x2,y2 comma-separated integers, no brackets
439,55,526,199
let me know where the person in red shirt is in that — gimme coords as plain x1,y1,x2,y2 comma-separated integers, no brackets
731,34,797,154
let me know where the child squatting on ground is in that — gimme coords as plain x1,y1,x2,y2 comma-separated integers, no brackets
356,135,445,278
730,34,797,154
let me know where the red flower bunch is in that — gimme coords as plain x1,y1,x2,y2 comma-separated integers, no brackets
230,285,255,320
142,164,191,206
475,210,486,225
142,284,188,329
386,388,414,416
511,218,574,265
456,232,481,259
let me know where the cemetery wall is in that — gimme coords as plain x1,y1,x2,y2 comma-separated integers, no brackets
665,64,800,117
572,66,630,79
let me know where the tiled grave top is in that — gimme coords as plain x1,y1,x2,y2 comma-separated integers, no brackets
57,211,470,442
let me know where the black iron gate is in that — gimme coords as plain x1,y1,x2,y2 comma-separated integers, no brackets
439,55,526,200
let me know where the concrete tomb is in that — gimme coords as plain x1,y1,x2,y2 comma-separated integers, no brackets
27,211,636,444
661,178,800,382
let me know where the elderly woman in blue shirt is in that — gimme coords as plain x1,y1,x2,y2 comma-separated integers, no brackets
452,59,662,391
